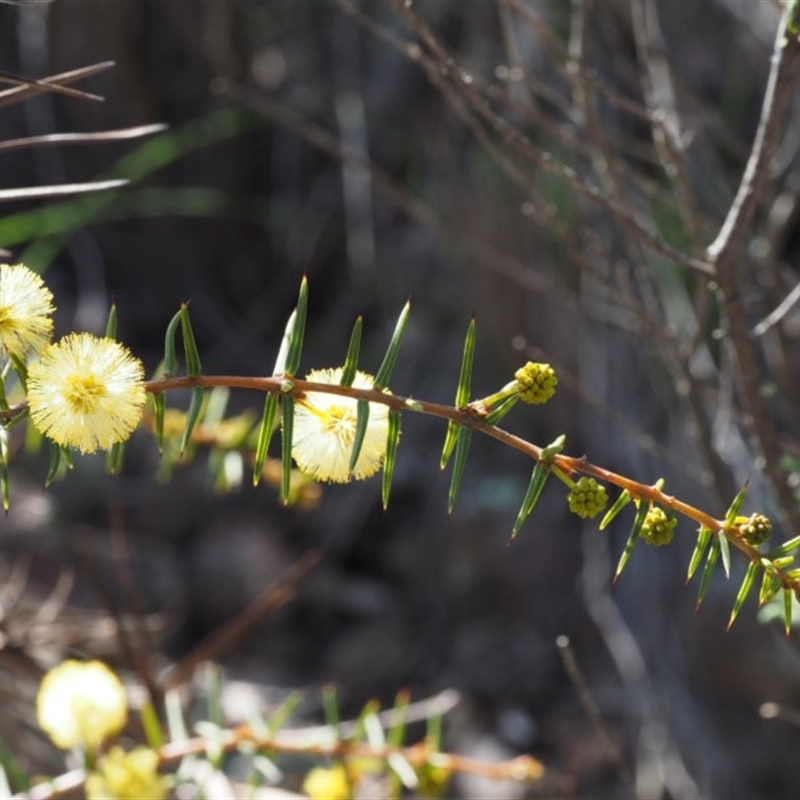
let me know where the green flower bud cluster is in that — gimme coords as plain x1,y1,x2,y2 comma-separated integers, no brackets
514,362,557,405
567,477,608,519
739,513,772,546
639,505,677,546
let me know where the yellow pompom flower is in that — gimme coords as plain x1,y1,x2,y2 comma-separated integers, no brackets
302,763,351,800
37,660,128,750
292,367,389,483
0,263,54,361
85,746,167,800
27,333,147,454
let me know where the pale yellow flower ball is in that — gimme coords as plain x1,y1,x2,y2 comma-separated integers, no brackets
302,763,351,800
292,367,389,483
37,660,128,750
27,333,147,454
85,746,167,800
0,263,54,361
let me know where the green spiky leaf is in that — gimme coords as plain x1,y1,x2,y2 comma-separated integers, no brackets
105,302,118,340
686,528,712,583
614,500,649,582
718,531,731,579
511,461,549,540
179,304,202,377
0,426,8,513
180,386,204,455
483,394,519,426
727,561,759,630
349,399,370,475
759,568,782,607
447,425,472,516
696,537,721,610
284,277,308,377
253,393,279,487
44,443,71,488
440,420,459,470
766,535,800,559
784,587,793,637
341,316,363,388
163,309,182,377
599,489,632,531
147,389,163,451
382,409,401,510
456,317,476,409
10,354,27,393
274,310,296,376
280,394,294,505
374,300,410,390
724,481,749,524
105,441,125,477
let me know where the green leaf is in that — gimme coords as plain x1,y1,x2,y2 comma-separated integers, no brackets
456,317,476,408
44,443,72,488
599,489,632,531
280,394,294,505
374,299,410,390
718,531,731,579
105,441,125,477
759,568,782,607
511,462,550,540
253,393,280,487
482,394,519,426
766,535,800,559
140,702,165,750
724,481,749,524
0,427,8,513
284,276,308,377
614,500,649,582
265,690,303,736
274,309,296,376
348,399,370,475
341,316,363,388
105,302,118,340
686,528,712,584
784,587,793,637
179,304,202,377
727,561,759,631
180,386,204,455
440,420,459,470
696,537,721,610
9,354,27,393
163,309,182,377
447,426,472,516
382,409,402,510
153,393,166,453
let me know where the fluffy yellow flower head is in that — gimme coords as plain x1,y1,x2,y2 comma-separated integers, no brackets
86,746,167,800
0,263,54,361
302,764,351,800
292,367,389,483
27,333,147,454
37,660,128,750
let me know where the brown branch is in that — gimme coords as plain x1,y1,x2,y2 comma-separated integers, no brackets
707,2,800,539
388,0,714,276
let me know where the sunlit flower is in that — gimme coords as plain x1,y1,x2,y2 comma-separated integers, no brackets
0,262,54,361
37,660,128,750
291,367,389,483
27,333,146,454
302,764,351,800
86,746,167,800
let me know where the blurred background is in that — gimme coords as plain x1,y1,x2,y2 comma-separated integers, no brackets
2,0,800,797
